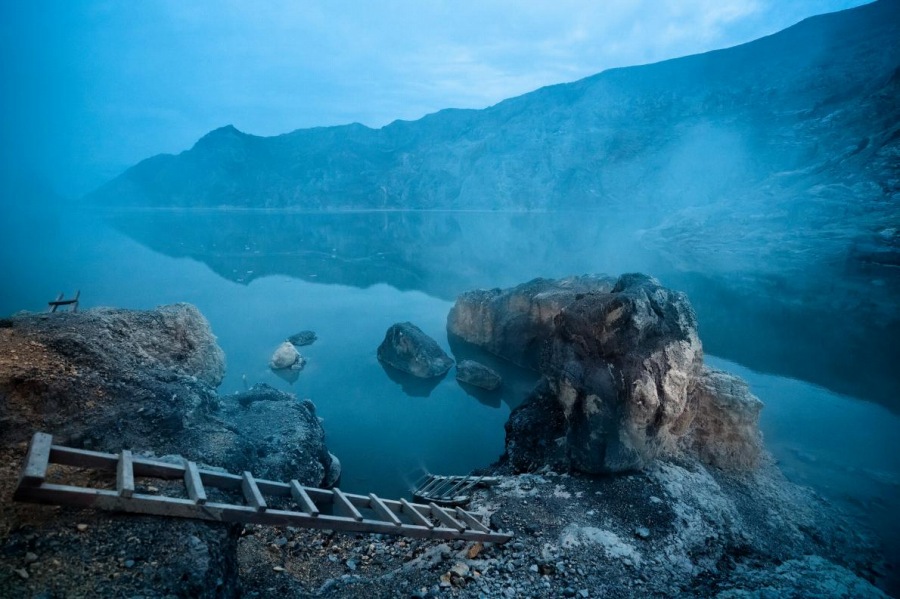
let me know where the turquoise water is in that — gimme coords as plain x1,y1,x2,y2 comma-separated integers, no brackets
1,208,897,571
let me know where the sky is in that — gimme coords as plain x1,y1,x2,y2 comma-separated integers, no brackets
0,0,872,198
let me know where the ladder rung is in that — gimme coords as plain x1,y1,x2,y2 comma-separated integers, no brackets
369,493,401,526
332,488,363,521
289,480,319,517
116,450,134,498
184,461,207,504
20,432,53,487
241,472,267,511
401,498,433,529
429,502,465,531
455,507,489,532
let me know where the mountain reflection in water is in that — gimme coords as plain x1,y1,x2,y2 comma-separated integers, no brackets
111,209,900,414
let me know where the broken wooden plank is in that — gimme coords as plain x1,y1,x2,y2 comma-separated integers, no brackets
332,488,363,522
241,472,267,512
429,502,465,532
401,498,433,529
369,493,401,526
289,480,319,517
116,450,134,498
184,461,207,505
19,432,53,487
455,508,489,533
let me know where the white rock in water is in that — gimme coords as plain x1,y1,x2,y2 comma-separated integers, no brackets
270,341,301,370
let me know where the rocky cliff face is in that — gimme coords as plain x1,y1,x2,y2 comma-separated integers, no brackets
450,274,764,474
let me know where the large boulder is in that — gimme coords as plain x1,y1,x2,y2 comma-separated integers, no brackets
447,275,615,370
0,304,224,452
211,384,337,486
452,274,764,474
376,322,453,378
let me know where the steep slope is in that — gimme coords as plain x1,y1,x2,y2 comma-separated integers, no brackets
88,0,899,215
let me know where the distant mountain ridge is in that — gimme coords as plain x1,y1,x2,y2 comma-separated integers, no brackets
88,0,899,216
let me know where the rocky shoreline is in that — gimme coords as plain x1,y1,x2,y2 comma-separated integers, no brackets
0,281,890,597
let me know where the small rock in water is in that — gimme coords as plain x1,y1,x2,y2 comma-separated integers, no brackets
24,552,38,563
456,359,502,391
288,330,317,346
14,568,29,580
76,523,89,532
269,341,304,371
634,526,651,539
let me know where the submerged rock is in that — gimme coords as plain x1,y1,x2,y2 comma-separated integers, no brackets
288,330,317,346
456,359,502,391
270,341,305,370
376,322,453,378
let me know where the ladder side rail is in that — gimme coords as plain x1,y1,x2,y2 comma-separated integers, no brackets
20,482,513,542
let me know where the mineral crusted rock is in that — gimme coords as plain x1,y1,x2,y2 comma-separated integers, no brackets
270,341,305,370
456,359,502,391
685,366,765,470
453,273,764,473
376,322,453,378
0,303,224,451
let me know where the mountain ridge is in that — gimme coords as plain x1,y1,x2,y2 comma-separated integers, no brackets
87,0,899,216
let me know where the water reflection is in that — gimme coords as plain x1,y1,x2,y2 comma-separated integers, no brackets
109,209,900,413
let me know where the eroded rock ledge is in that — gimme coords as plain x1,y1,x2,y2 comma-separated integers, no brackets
449,274,763,473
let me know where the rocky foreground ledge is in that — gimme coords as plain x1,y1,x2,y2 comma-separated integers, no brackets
0,294,889,597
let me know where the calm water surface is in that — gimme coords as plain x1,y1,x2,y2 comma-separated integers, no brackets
1,208,897,571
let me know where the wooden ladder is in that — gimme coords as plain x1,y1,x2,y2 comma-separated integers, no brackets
14,432,512,544
48,290,80,313
413,474,500,507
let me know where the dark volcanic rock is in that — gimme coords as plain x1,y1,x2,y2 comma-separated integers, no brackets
377,322,453,378
447,275,615,370
456,359,502,391
535,273,702,473
216,384,337,486
288,330,317,346
0,303,224,453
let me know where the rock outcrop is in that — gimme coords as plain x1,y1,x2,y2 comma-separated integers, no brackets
0,305,339,598
456,360,502,391
0,303,224,453
447,275,615,370
451,274,763,474
376,322,453,378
